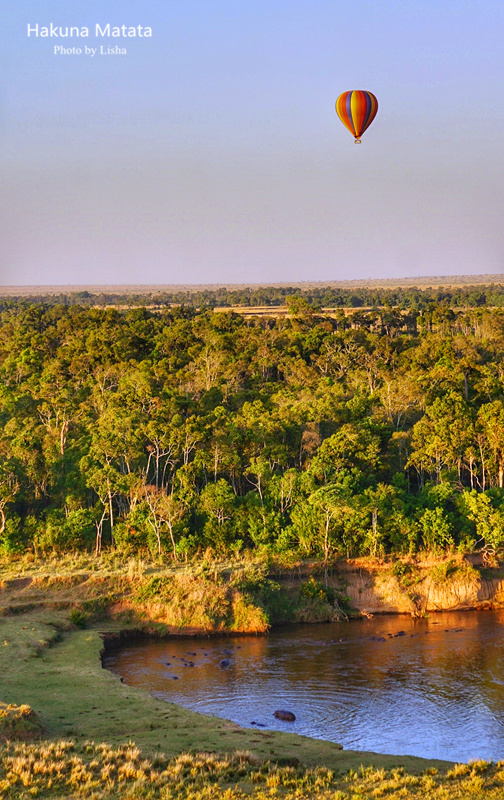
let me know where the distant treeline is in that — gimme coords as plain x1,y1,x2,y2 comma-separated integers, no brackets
1,299,504,561
1,283,504,311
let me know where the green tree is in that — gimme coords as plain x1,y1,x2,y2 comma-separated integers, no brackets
459,490,504,551
408,393,473,484
417,507,454,554
477,402,504,489
141,485,186,558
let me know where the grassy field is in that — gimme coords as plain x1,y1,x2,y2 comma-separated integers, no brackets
1,555,503,798
0,553,352,634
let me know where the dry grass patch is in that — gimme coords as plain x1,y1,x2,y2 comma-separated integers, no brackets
0,704,44,743
0,741,502,800
129,568,272,633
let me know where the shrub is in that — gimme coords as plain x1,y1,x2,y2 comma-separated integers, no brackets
34,508,95,553
0,516,23,554
429,558,479,585
391,560,420,587
418,507,454,554
297,576,350,621
134,571,230,630
70,608,88,628
229,564,296,625
0,704,44,742
300,575,335,604
229,592,269,633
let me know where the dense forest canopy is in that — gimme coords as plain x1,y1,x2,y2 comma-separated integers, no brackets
1,299,504,560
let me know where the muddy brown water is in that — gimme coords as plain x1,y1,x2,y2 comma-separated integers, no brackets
103,609,504,763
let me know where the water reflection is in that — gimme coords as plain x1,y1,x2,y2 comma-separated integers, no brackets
104,610,504,763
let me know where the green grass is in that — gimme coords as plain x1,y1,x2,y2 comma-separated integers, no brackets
1,554,501,798
0,606,449,772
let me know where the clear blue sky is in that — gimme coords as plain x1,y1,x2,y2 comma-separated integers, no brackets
1,0,503,286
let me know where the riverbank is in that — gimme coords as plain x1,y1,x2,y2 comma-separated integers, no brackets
2,552,503,635
1,622,504,800
0,608,499,800
2,553,504,798
316,553,504,616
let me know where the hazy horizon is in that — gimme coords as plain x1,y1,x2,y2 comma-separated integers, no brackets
0,273,503,297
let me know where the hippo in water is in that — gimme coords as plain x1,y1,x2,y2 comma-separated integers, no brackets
274,709,296,722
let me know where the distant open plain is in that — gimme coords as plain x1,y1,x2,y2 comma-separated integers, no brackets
0,273,502,296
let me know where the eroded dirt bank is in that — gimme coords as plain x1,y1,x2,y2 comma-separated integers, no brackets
289,555,504,617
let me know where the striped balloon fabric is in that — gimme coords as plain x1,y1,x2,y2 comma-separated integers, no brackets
335,90,378,143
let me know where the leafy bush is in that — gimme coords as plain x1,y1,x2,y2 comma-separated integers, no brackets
429,558,479,585
230,564,296,625
69,608,88,628
417,507,454,554
0,516,23,555
390,560,420,587
459,490,504,551
298,576,350,620
34,509,95,553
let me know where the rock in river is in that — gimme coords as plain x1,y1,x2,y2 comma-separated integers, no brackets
273,709,296,722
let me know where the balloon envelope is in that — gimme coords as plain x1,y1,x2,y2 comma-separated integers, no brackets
336,90,378,142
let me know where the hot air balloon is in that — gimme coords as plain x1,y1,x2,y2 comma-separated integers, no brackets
335,90,378,143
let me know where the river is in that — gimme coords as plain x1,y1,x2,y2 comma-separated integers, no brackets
103,609,504,763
